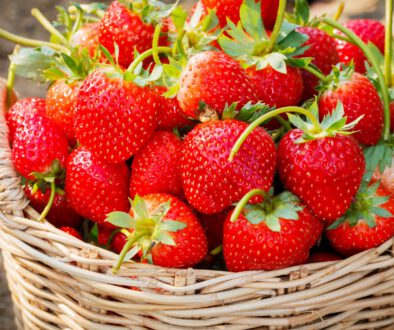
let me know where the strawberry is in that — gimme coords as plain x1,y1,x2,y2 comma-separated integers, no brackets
326,184,394,256
296,26,339,100
319,67,384,146
277,103,365,223
130,131,183,198
335,19,385,73
177,51,258,119
107,194,208,269
308,251,342,263
98,1,167,68
60,227,82,240
24,185,81,229
111,232,128,254
372,158,394,195
153,86,192,130
11,115,69,180
74,68,157,163
65,147,130,227
223,191,323,271
181,119,276,214
70,22,99,57
97,226,127,253
198,210,228,251
6,98,46,142
46,79,80,142
201,0,278,29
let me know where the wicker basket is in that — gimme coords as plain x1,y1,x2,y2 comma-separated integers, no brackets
1,80,394,330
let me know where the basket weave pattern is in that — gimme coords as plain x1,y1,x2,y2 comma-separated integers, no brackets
0,80,394,330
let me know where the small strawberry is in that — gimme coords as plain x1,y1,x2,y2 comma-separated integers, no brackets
60,226,82,240
335,19,385,73
326,183,394,256
153,86,192,130
223,191,323,272
308,251,342,263
130,131,183,198
372,158,394,195
201,0,278,30
24,185,81,229
277,102,365,223
319,66,384,146
70,22,99,57
74,68,158,163
181,119,276,214
296,26,339,100
46,79,80,142
6,98,46,142
107,194,208,270
198,210,228,251
97,226,126,253
177,51,258,119
111,232,128,254
65,147,130,227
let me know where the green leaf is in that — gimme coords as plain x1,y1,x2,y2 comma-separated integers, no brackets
155,232,177,246
240,0,264,41
245,208,266,225
106,212,134,228
265,52,287,74
124,244,141,261
370,206,393,218
99,44,116,66
90,223,99,242
171,5,187,32
132,195,149,220
273,205,300,220
265,214,281,232
294,0,310,24
160,220,187,232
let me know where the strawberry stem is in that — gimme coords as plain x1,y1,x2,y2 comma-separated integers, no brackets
323,18,391,140
230,189,269,222
303,64,328,83
112,236,136,274
385,0,393,87
275,115,292,131
37,181,56,222
31,8,72,49
152,23,163,65
126,46,172,74
266,0,287,52
0,28,69,53
229,106,320,161
6,46,19,109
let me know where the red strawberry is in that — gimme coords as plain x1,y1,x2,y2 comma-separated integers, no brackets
335,19,385,73
296,26,339,100
201,0,278,29
24,185,81,229
247,65,304,109
223,191,323,271
97,226,112,246
98,1,165,68
97,226,127,253
319,70,383,146
65,147,130,227
111,232,128,254
11,115,69,180
181,119,276,214
74,69,157,163
60,227,82,240
198,210,228,250
177,51,258,119
153,86,192,130
130,131,183,198
46,79,80,142
6,98,46,142
326,184,394,256
308,251,342,263
372,156,394,195
107,194,208,269
70,22,99,57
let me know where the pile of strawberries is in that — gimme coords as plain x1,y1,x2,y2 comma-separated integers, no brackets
3,0,394,272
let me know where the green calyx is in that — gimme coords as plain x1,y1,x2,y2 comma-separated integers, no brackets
231,189,303,232
107,195,187,273
317,63,354,93
124,0,178,25
328,181,393,230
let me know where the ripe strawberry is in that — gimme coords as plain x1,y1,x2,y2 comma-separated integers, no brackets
6,98,46,142
74,69,157,163
319,69,384,146
296,26,339,100
11,115,69,180
111,232,128,254
308,251,342,263
177,51,258,119
326,184,394,256
46,79,80,142
70,22,99,57
98,1,165,68
247,65,304,108
60,226,82,240
153,86,192,130
65,147,130,227
223,191,323,271
277,104,365,223
181,119,276,214
130,131,183,198
24,185,81,229
107,194,208,269
372,158,394,195
201,0,278,29
335,19,385,73
198,210,228,250
97,226,127,253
